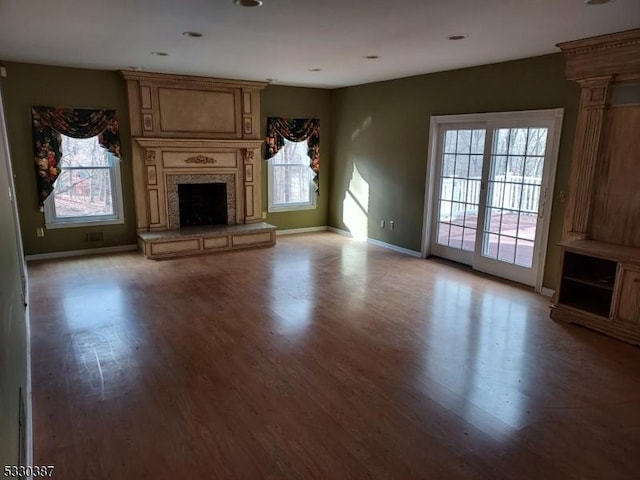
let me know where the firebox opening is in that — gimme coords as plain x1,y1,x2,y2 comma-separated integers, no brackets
178,183,227,227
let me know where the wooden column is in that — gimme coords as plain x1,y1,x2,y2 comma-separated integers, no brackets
562,76,612,241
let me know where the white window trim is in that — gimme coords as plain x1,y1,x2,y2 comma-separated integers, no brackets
44,152,125,229
267,152,317,213
421,108,564,293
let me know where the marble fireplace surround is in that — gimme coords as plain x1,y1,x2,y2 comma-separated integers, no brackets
166,173,236,230
134,137,264,231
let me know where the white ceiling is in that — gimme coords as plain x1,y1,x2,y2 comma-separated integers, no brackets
0,0,638,88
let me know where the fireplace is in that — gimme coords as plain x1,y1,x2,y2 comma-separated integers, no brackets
166,174,236,230
178,183,227,227
123,70,275,259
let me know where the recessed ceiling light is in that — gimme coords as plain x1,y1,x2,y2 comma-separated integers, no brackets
151,51,168,56
364,55,380,59
234,0,263,6
584,0,615,4
309,68,322,72
182,31,203,38
448,34,468,41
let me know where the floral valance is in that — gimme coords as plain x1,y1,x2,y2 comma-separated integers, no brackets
32,106,121,205
265,117,320,189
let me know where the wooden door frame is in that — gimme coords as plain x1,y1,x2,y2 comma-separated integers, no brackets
421,108,564,293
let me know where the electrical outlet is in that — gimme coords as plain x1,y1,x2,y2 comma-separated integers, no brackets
379,220,385,228
0,66,6,78
389,220,395,231
262,211,267,219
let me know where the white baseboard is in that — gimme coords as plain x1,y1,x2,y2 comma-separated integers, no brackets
327,226,353,237
366,237,422,257
276,226,328,236
540,287,555,297
327,227,421,257
25,244,138,262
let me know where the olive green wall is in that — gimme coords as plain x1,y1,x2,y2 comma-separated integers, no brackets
0,63,332,252
2,56,579,288
329,53,580,289
261,85,331,229
0,62,137,255
0,86,28,469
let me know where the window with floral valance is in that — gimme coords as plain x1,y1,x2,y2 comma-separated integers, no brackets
265,117,320,212
31,107,124,227
265,117,320,187
32,106,121,205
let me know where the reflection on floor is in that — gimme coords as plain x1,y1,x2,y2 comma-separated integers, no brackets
28,232,640,479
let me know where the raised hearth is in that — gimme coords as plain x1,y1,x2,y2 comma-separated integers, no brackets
138,223,276,259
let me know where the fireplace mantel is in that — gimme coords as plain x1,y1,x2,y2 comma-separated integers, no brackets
121,70,274,258
133,136,264,230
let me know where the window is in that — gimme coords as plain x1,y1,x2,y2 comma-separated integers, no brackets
44,134,124,228
267,138,316,212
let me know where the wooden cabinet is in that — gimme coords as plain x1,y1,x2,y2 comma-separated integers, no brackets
552,29,640,344
613,265,640,328
553,241,640,345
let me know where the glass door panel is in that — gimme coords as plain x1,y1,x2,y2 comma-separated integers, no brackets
429,112,561,289
481,128,546,270
433,128,485,262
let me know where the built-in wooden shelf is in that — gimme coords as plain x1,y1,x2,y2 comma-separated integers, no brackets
552,240,640,345
562,275,614,291
552,29,640,345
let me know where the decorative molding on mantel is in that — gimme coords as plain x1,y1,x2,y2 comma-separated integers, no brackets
120,70,268,90
135,137,264,149
185,155,218,165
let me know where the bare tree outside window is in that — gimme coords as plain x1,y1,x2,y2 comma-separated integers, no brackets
268,138,315,211
44,134,123,227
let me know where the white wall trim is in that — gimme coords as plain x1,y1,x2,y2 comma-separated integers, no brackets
421,115,440,259
25,244,138,262
429,108,565,125
327,226,353,237
422,108,564,293
366,238,422,257
540,287,555,297
328,227,421,257
276,226,328,236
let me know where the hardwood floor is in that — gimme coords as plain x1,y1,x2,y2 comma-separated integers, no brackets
28,232,640,479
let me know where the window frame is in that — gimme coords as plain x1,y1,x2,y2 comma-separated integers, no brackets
43,136,125,229
267,140,317,213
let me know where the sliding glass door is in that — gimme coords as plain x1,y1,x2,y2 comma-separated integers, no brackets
432,128,485,265
428,110,563,288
